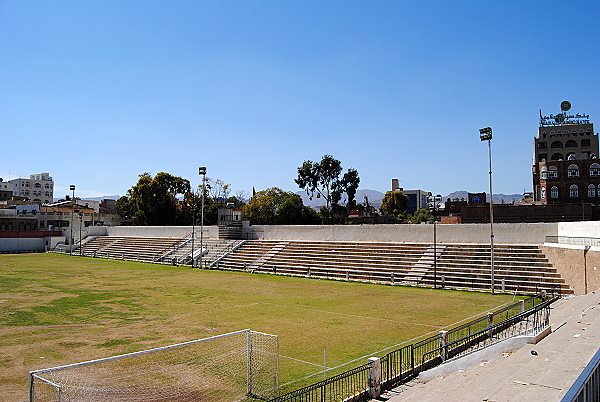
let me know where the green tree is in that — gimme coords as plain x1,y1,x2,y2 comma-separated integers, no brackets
410,208,434,224
243,187,318,225
379,190,408,217
119,172,191,225
295,154,360,211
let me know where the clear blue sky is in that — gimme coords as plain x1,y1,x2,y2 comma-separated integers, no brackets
1,1,599,199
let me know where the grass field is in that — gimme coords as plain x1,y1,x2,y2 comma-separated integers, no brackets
0,253,514,401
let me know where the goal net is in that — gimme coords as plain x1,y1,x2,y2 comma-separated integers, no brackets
29,329,279,402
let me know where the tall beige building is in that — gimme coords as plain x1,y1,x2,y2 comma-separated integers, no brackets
9,172,54,204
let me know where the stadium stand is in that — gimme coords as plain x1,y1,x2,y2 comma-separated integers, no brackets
216,240,571,294
78,235,240,266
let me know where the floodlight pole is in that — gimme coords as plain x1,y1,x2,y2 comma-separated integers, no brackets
480,127,495,294
199,166,207,269
69,185,75,256
191,197,195,268
79,212,83,256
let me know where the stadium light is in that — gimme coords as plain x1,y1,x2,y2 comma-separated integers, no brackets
199,166,207,269
69,184,75,256
427,193,442,289
479,127,495,294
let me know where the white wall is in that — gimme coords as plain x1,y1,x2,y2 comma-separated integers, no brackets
243,223,558,244
0,238,45,252
558,221,600,238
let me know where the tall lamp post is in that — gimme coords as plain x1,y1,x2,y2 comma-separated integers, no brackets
78,211,83,256
427,193,442,289
69,184,76,256
479,127,495,294
191,193,196,268
199,166,207,269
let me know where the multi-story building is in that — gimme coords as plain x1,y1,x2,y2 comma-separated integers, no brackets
8,172,54,204
533,103,599,203
391,179,429,214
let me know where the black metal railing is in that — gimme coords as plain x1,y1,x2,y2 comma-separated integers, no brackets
271,363,370,402
272,293,556,402
561,347,600,402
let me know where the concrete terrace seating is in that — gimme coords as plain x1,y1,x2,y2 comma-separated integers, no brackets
216,240,572,295
80,236,185,262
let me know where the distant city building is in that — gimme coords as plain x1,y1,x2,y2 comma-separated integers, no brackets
532,102,599,204
8,172,54,204
391,179,429,215
100,199,116,214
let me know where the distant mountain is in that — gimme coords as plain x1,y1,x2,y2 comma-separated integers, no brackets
297,189,385,209
53,195,121,202
444,191,523,204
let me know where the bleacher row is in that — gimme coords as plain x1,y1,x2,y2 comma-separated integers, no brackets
74,236,571,294
216,240,572,294
78,236,240,266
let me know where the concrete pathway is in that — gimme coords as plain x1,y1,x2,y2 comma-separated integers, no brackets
385,291,600,402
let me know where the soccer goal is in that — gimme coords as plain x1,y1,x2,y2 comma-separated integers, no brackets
29,329,279,402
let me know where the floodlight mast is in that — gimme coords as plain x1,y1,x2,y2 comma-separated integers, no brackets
69,184,76,256
479,127,495,294
199,166,207,268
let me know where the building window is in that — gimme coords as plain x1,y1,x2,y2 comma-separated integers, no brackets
551,141,563,149
541,187,546,199
568,164,580,177
589,185,596,198
570,185,579,198
590,163,600,177
547,166,558,179
551,153,563,161
565,140,577,148
538,142,547,149
34,183,41,188
551,186,559,199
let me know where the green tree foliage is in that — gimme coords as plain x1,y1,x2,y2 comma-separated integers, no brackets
243,187,319,225
409,208,434,224
295,155,360,210
117,172,191,225
379,190,408,217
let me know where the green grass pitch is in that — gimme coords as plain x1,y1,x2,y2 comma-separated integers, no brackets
0,253,514,400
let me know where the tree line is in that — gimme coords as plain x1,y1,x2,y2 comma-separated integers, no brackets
115,154,429,226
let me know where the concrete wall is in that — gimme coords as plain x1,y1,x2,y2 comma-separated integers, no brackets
542,244,600,295
243,223,558,244
106,225,218,239
0,237,45,252
558,221,600,238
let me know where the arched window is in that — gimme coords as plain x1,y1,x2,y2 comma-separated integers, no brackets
570,184,579,198
565,140,577,148
548,166,558,179
567,153,576,160
551,186,559,199
568,164,580,177
551,153,563,161
588,184,596,198
590,163,600,177
540,166,548,179
541,187,546,199
551,141,564,149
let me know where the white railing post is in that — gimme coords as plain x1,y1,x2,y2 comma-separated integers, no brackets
368,357,381,399
439,330,449,362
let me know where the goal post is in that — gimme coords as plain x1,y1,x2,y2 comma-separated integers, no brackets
30,329,279,402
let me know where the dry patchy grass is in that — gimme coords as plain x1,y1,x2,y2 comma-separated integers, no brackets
0,253,513,401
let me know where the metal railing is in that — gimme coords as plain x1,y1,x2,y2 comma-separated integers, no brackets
272,293,556,401
561,347,600,402
545,236,600,248
271,363,370,402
